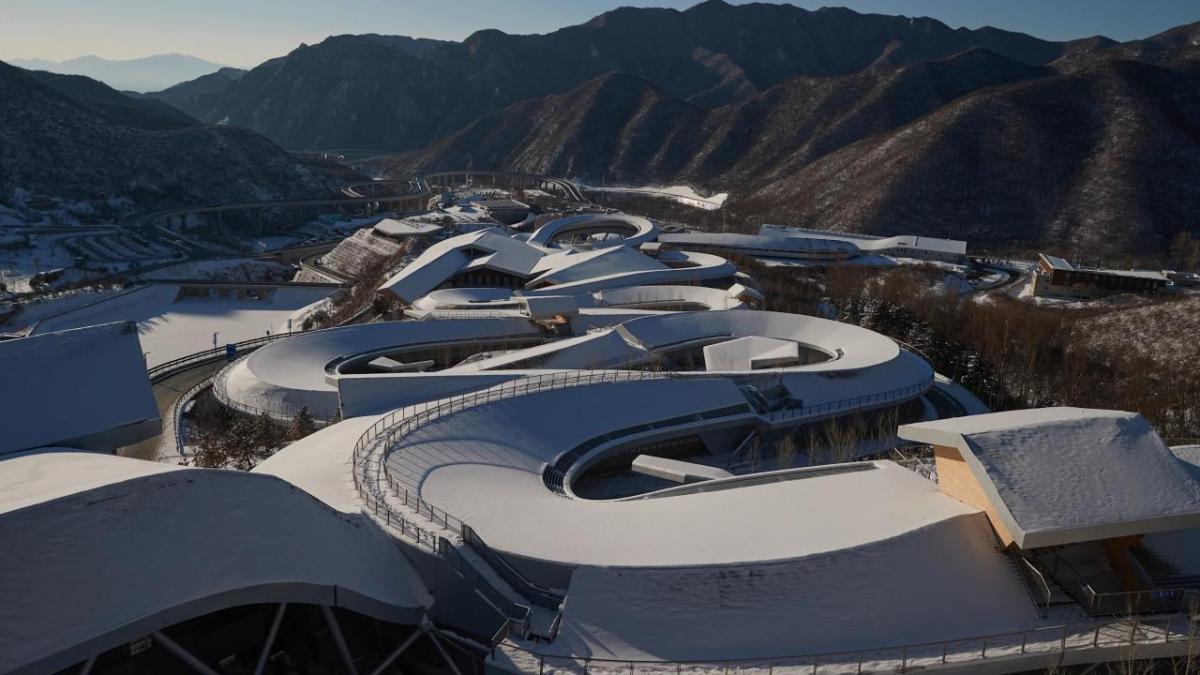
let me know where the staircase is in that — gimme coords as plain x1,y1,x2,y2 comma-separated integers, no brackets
1130,545,1200,589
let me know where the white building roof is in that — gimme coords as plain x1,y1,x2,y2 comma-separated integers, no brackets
379,227,738,303
759,225,967,257
1038,253,1169,281
1039,253,1074,271
0,450,430,674
549,510,1035,661
527,246,666,287
898,408,1200,548
29,283,336,368
660,231,858,254
372,218,443,238
378,229,544,303
0,322,160,454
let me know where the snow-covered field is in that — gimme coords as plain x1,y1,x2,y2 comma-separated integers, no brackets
0,232,81,293
584,184,729,210
1,287,124,333
27,284,335,368
146,258,294,283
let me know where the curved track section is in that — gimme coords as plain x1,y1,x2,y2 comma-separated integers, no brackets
408,285,756,318
0,450,429,675
369,311,935,568
213,318,544,421
217,309,929,425
527,213,658,249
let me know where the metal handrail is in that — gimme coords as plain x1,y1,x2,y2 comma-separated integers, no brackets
168,378,213,461
1015,554,1054,615
1086,587,1200,616
148,333,288,382
350,369,682,620
762,375,934,423
496,612,1197,673
350,365,934,630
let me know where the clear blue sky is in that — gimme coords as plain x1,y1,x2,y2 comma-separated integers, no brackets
2,0,1198,68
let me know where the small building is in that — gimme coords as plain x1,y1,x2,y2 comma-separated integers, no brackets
476,199,531,225
372,218,444,242
659,226,968,265
1035,253,1169,297
900,408,1200,614
1165,270,1200,289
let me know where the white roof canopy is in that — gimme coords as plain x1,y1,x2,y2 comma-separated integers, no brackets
899,408,1200,549
0,322,160,454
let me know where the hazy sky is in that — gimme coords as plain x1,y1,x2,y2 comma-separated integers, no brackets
2,0,1198,68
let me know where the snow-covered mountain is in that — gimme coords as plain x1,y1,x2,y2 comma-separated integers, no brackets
0,60,333,216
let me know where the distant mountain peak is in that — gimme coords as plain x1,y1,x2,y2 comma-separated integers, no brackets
8,53,228,92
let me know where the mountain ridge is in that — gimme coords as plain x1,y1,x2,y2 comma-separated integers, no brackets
10,53,228,92
149,1,1090,151
0,61,333,215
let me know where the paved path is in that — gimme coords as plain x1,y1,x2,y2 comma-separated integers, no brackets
120,361,227,462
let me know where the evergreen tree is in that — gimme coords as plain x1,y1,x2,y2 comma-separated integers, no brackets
291,407,317,441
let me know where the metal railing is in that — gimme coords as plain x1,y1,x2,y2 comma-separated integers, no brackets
210,358,341,425
1085,587,1200,617
439,536,532,633
167,378,213,460
1013,553,1055,616
349,366,937,635
350,369,683,624
542,403,752,496
763,375,934,424
496,613,1199,674
462,524,564,611
148,333,288,383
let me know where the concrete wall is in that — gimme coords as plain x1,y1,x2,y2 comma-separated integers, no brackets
338,373,522,418
933,445,1015,547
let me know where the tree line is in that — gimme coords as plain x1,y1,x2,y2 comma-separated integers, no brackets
749,259,1200,441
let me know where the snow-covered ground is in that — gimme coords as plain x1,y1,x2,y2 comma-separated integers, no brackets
146,258,294,283
584,184,729,210
1,287,124,333
28,284,335,368
0,232,81,293
248,235,303,251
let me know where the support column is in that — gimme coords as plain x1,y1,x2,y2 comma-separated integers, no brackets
368,629,423,675
152,631,220,675
321,605,358,675
253,603,288,675
428,630,465,675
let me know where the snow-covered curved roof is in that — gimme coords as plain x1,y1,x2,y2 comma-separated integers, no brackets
409,285,752,316
214,318,542,420
759,224,967,258
370,310,932,564
377,227,737,303
527,213,658,249
390,377,957,566
0,322,159,454
0,450,430,675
